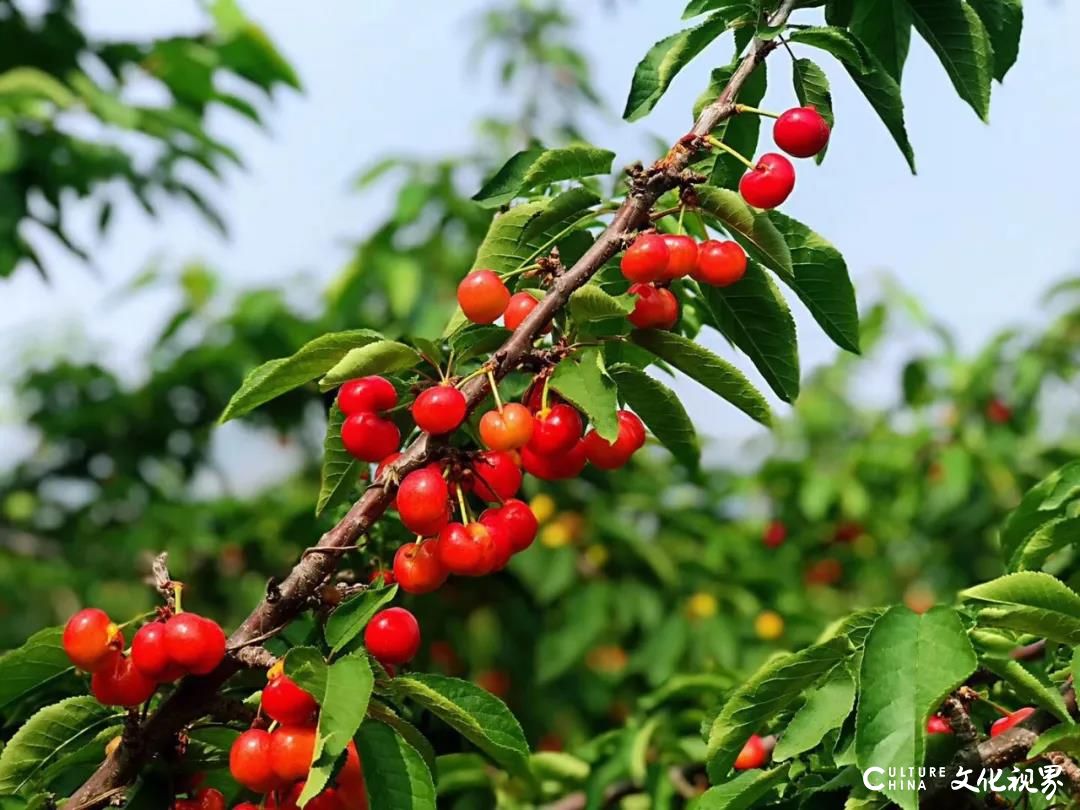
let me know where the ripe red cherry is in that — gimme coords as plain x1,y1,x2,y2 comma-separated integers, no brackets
773,106,830,158
480,498,538,553
436,522,487,575
481,520,514,570
341,412,400,462
369,567,396,587
63,608,123,672
267,784,347,810
91,652,157,707
470,450,523,502
365,607,421,665
990,707,1035,737
504,292,550,333
740,153,795,209
528,404,583,456
174,789,226,810
337,741,367,807
763,520,787,549
337,376,397,415
927,715,952,735
397,467,451,534
263,673,319,726
620,233,670,283
734,734,768,770
986,398,1012,424
230,728,280,792
131,622,184,683
628,283,679,330
393,539,447,594
270,725,317,782
583,411,647,470
661,234,698,279
412,385,468,435
163,613,226,676
694,240,747,287
522,439,587,480
479,403,534,451
458,269,510,324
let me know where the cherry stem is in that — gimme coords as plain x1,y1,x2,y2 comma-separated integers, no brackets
456,366,488,388
501,262,541,280
985,699,1013,717
487,370,504,411
173,583,183,614
541,377,551,413
677,205,686,235
735,103,780,119
413,534,424,545
456,485,472,523
706,135,757,172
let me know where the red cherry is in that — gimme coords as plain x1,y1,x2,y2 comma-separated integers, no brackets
927,715,952,735
234,804,261,810
773,106,830,158
661,234,698,279
341,412,400,462
620,233,670,283
270,725,317,782
374,452,402,482
392,540,447,594
267,784,347,810
991,707,1035,738
63,608,123,672
263,674,319,726
628,283,679,330
480,499,538,553
164,613,226,676
412,385,468,435
91,652,157,707
397,467,450,534
528,404,583,456
337,741,367,808
364,607,421,665
733,734,768,770
763,520,787,549
694,240,747,287
458,269,511,324
470,450,523,502
482,520,514,570
337,376,397,415
503,291,551,333
131,622,184,683
230,728,280,792
522,439,587,480
368,567,396,587
986,398,1012,424
583,411,647,470
739,153,795,209
479,403,534,451
436,522,487,575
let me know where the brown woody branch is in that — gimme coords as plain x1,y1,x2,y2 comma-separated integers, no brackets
65,3,798,807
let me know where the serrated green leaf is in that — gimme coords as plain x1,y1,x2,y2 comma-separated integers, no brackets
631,329,772,427
773,665,855,760
568,284,634,322
355,720,436,810
693,764,790,809
284,646,328,703
324,585,399,655
317,403,358,517
981,656,1072,722
366,700,438,774
550,348,619,442
962,572,1080,644
792,58,834,166
450,325,512,363
694,185,793,276
1028,724,1080,758
855,607,978,810
1011,517,1080,573
682,0,759,20
472,146,615,208
968,0,1023,81
609,364,699,468
318,341,420,390
1000,462,1080,569
0,628,75,712
220,330,384,422
851,0,912,81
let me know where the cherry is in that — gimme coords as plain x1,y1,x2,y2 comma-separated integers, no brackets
131,622,184,683
392,539,447,594
267,784,348,810
230,728,280,792
337,741,367,808
63,608,123,672
986,398,1012,424
270,725,317,782
365,607,421,665
763,520,787,549
412,385,467,435
583,411,646,470
733,734,768,770
661,234,698,279
368,567,396,587
173,789,225,810
528,404,583,456
91,652,157,707
337,376,397,416
927,715,952,735
263,673,319,726
503,292,550,333
522,439,587,480
469,450,523,502
484,520,515,570
341,412,400,462
163,613,226,676
620,233,670,283
628,283,678,330
694,240,747,287
397,467,451,535
773,106,830,158
479,403,534,451
990,707,1035,737
480,498,538,553
740,153,795,209
436,522,489,576
458,269,511,324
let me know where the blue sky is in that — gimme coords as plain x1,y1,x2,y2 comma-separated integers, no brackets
2,0,1079,470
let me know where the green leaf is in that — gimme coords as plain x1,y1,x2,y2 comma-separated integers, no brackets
980,656,1072,723
962,572,1080,644
0,697,122,794
1010,517,1080,573
631,330,772,427
549,348,619,442
0,68,75,107
1000,462,1080,569
682,0,759,19
366,701,438,774
692,764,790,810
705,637,850,779
316,403,358,517
1028,724,1080,758
968,0,1023,81
472,146,615,208
392,674,530,777
789,27,915,172
904,0,994,121
772,665,856,760
696,263,800,402
567,284,634,322
850,0,912,81
220,330,384,422
623,12,744,122
609,364,699,469
450,325,513,363
766,211,860,354
0,628,75,712
694,185,793,277
792,58,834,166
355,720,436,810
697,63,767,189
854,607,978,810
318,341,421,391
324,585,399,655
284,647,329,705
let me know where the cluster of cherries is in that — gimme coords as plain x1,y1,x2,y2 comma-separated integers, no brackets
62,606,226,707
737,105,831,210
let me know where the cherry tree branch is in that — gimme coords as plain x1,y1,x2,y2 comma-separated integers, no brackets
66,3,798,806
